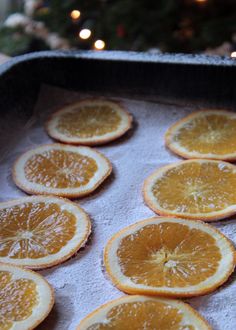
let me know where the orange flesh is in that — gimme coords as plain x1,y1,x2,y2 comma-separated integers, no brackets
0,271,38,329
174,114,236,155
56,105,121,138
117,223,221,287
86,300,195,329
0,202,76,259
24,150,98,188
152,161,236,214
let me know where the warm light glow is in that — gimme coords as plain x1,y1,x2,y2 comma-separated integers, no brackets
70,10,80,20
79,29,91,40
94,40,105,50
195,0,207,2
231,51,236,58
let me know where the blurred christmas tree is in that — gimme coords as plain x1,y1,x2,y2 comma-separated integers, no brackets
0,0,236,56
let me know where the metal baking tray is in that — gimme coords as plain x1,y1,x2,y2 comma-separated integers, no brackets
1,50,236,117
0,51,236,330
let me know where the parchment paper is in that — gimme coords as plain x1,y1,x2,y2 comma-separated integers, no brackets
0,85,235,330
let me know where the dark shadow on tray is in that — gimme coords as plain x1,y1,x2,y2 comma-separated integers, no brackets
40,222,94,277
77,170,116,203
207,215,236,225
101,117,138,149
217,214,236,224
187,270,236,309
187,294,218,329
164,145,183,161
216,268,236,290
99,247,120,293
36,294,74,330
59,221,95,267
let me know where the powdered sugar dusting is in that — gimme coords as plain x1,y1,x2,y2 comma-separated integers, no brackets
0,85,235,330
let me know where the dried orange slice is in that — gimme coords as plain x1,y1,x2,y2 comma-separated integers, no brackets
77,295,211,329
13,143,112,198
46,99,132,145
0,262,54,329
165,110,236,161
143,159,236,221
104,217,235,297
0,196,91,269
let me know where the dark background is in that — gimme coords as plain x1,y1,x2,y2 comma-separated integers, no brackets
0,0,236,57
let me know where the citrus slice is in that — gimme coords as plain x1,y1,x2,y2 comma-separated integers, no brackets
12,143,112,198
104,217,235,297
0,196,91,269
143,159,236,221
46,99,132,145
165,110,236,160
77,295,211,329
0,262,54,329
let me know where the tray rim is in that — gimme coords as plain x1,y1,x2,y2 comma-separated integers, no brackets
0,50,236,78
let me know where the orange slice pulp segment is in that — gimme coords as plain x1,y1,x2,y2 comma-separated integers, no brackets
77,295,211,329
0,196,91,269
104,217,235,297
25,149,98,189
57,103,121,137
165,110,236,160
0,263,54,330
13,144,112,198
143,159,236,220
46,99,132,145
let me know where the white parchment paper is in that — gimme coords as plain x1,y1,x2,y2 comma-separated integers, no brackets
0,85,235,330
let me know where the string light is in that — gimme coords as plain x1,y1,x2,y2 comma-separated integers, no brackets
231,51,236,58
70,10,80,20
94,40,105,50
79,29,91,40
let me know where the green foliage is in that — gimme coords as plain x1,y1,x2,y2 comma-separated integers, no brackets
100,0,236,52
0,27,31,55
0,27,49,56
0,0,235,55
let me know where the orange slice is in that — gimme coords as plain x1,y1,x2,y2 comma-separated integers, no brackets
0,196,91,269
77,295,211,329
0,262,54,329
165,110,236,161
143,159,236,221
46,99,132,145
12,143,112,198
104,217,235,297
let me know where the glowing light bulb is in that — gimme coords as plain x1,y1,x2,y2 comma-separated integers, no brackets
79,29,91,40
70,10,80,20
231,51,236,58
94,40,105,50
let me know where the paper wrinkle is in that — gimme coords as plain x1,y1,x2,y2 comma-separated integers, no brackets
0,85,235,330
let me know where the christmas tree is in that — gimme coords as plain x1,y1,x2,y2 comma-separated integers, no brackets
0,0,236,56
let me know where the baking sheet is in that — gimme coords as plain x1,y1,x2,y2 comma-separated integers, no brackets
0,85,235,330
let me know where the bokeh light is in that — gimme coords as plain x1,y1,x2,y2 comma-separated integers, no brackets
94,40,105,50
231,51,236,58
79,29,91,40
70,10,80,20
